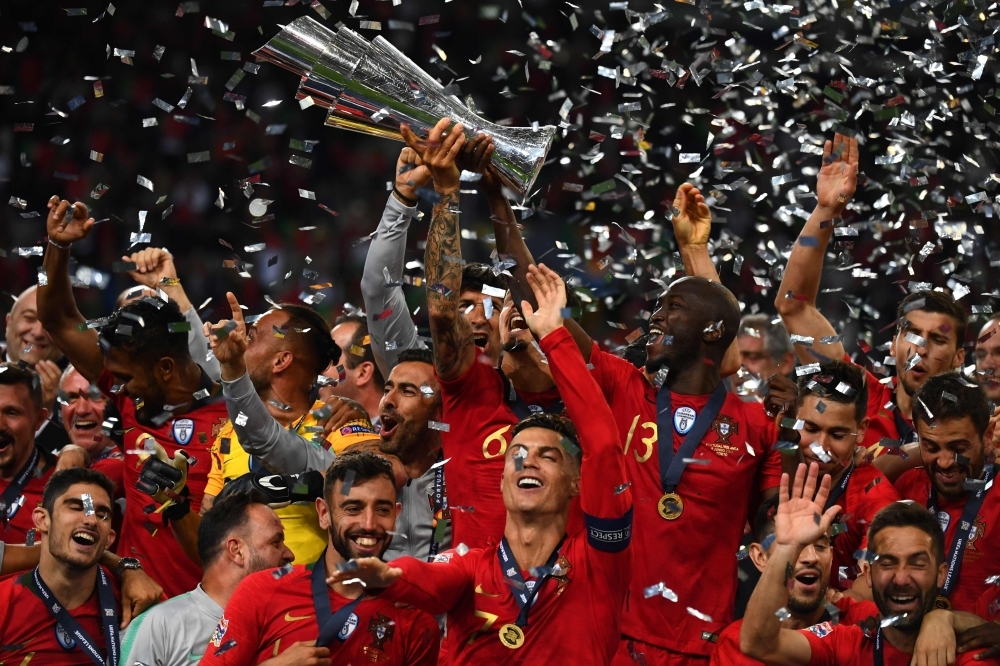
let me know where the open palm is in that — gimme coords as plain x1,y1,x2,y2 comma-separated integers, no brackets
815,133,859,214
521,263,567,340
774,463,842,549
672,183,712,247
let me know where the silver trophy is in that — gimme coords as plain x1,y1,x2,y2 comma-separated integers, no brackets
254,16,555,197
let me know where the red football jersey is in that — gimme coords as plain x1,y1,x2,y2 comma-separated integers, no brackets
801,622,998,665
973,585,1000,621
850,357,912,457
710,597,879,666
197,564,439,666
829,466,901,589
437,354,564,550
895,468,1000,611
98,369,227,598
587,346,783,657
90,449,124,492
382,327,633,665
0,567,120,665
0,464,52,545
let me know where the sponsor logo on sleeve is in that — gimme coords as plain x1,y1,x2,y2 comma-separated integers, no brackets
210,617,229,647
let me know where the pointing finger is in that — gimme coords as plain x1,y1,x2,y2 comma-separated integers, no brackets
226,291,245,329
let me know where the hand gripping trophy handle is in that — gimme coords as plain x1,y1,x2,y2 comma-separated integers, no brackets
254,16,555,197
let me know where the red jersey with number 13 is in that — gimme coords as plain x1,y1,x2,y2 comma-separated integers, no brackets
588,346,784,657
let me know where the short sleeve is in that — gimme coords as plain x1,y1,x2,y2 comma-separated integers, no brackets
197,572,272,666
894,469,928,502
118,607,163,666
800,624,858,666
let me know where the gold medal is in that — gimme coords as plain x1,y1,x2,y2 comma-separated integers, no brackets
498,624,525,649
658,492,684,520
934,595,952,610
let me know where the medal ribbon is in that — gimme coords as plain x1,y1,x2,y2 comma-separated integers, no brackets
312,550,365,647
893,408,916,445
873,627,884,666
0,448,39,527
825,462,854,512
497,536,565,628
427,450,448,560
655,382,728,493
32,565,119,666
927,462,996,599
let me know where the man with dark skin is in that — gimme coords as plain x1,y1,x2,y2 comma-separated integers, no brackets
36,195,229,598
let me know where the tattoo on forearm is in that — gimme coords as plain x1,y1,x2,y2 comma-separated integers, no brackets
784,562,794,587
425,191,473,376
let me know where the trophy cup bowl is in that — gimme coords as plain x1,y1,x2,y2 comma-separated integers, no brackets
254,16,555,197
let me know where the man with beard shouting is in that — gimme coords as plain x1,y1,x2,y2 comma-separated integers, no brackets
198,450,439,666
741,463,998,665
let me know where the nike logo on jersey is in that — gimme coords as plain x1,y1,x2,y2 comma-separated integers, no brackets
475,584,500,597
285,612,314,622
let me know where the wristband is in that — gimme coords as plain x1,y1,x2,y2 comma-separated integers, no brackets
48,238,71,250
392,186,418,206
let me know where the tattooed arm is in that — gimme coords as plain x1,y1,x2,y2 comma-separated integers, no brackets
401,117,475,382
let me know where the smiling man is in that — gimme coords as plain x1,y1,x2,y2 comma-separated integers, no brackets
894,372,1000,612
58,365,124,484
711,495,879,665
790,360,901,592
740,464,998,665
774,134,966,459
37,196,229,598
198,451,439,666
0,468,122,665
326,264,633,664
120,491,294,666
0,362,56,546
975,315,1000,405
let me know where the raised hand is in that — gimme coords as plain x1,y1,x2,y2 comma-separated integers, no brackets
121,248,179,290
521,263,567,340
118,567,164,629
671,183,712,248
203,291,248,380
394,146,432,203
325,556,402,589
815,133,859,215
35,359,62,410
46,196,95,247
400,117,465,195
455,132,495,176
774,463,841,549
